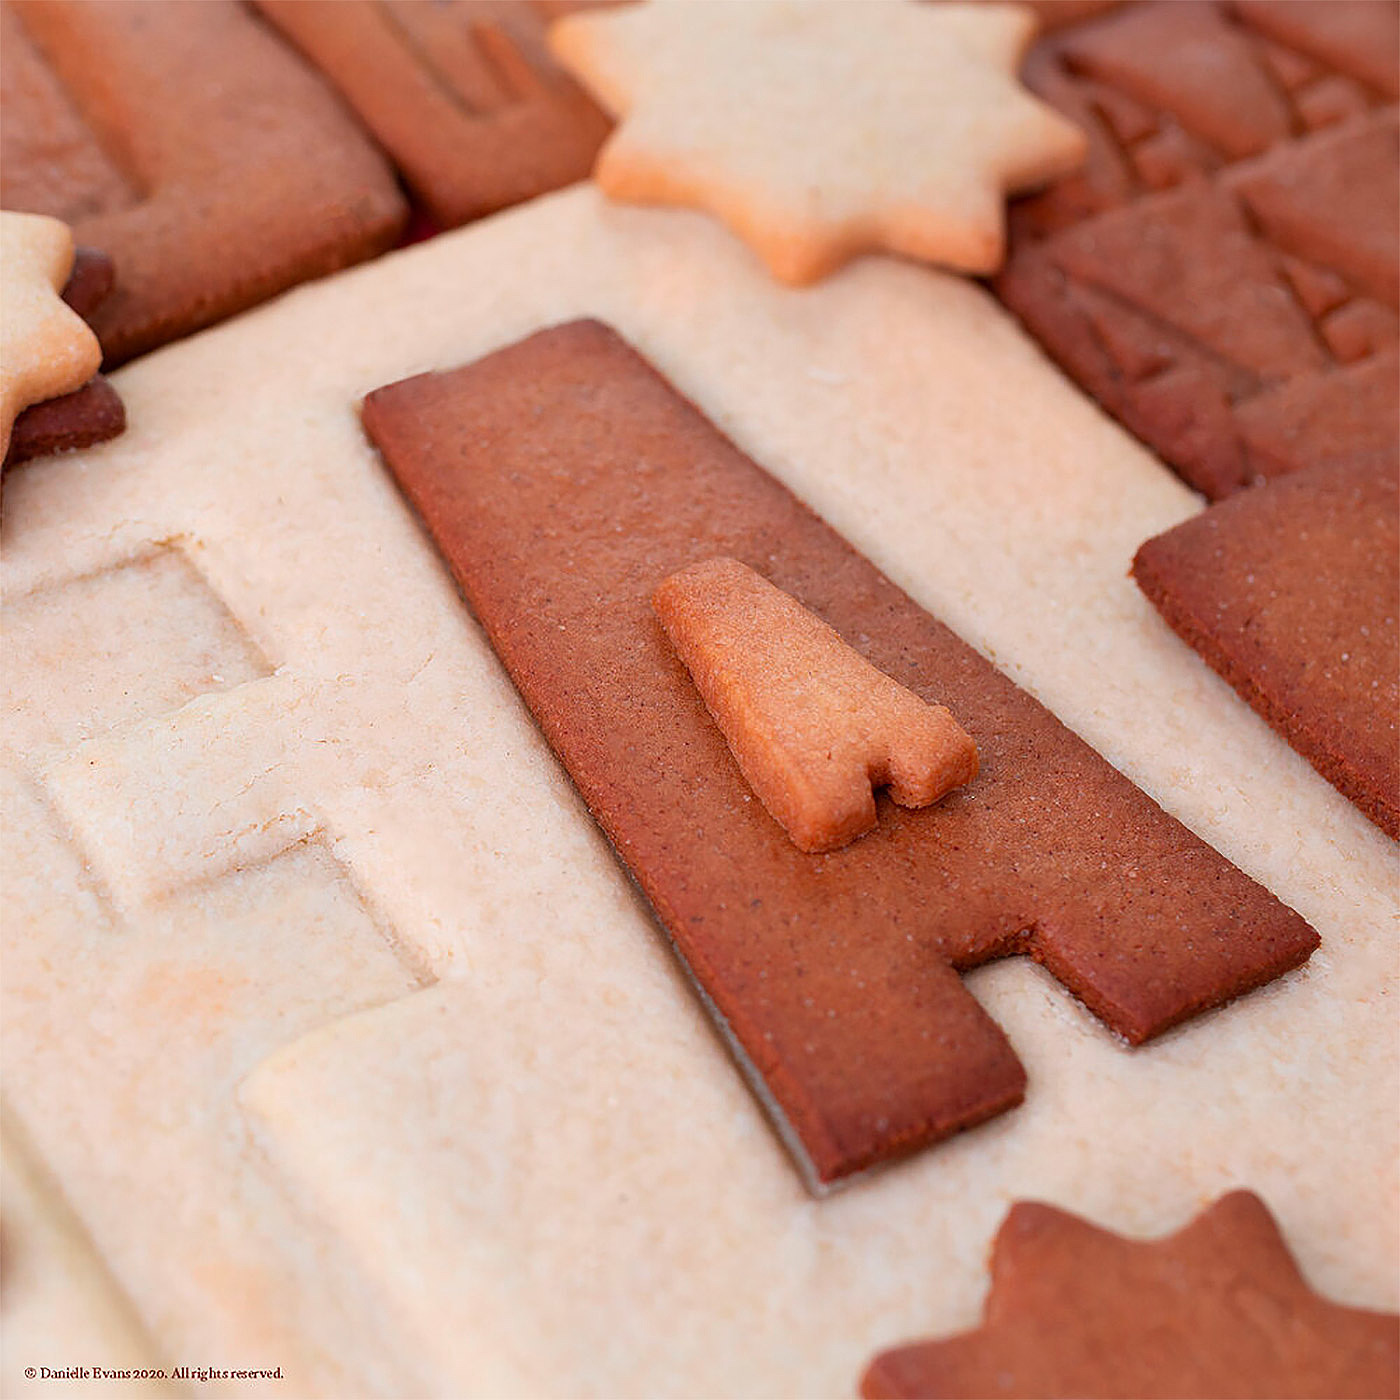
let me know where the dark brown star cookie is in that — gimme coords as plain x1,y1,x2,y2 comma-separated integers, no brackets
862,1191,1400,1399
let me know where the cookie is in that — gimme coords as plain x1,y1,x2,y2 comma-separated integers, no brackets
549,0,1087,283
6,247,124,472
4,379,124,471
862,1190,1400,1399
2,187,1392,1396
0,1112,175,1400
997,0,1399,499
0,211,100,460
1134,457,1400,840
363,317,1318,1186
254,0,612,231
1,0,406,365
56,245,114,321
652,556,979,854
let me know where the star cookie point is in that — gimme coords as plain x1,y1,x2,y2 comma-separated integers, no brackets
0,211,103,458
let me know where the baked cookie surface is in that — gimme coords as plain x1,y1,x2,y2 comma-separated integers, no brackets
2,187,1395,1397
1,0,406,364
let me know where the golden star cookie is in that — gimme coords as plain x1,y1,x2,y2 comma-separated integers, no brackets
549,0,1087,282
0,212,100,460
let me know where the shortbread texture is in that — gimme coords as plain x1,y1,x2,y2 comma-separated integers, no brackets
550,0,1087,282
2,187,1394,1397
0,211,99,457
654,557,978,852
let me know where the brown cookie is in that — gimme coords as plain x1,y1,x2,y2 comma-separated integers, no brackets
652,557,979,854
362,318,1318,1188
861,1190,1400,1399
1134,456,1400,840
996,1,1399,500
6,246,124,472
254,0,612,231
57,245,113,320
4,378,124,471
1,0,406,365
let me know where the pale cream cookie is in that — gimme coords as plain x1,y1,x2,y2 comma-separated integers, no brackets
1,187,1394,1396
549,0,1087,283
0,213,101,459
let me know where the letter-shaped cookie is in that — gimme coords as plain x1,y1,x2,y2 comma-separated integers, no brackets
363,319,1318,1189
653,557,977,853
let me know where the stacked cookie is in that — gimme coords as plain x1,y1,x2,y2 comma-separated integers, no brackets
2,4,1396,1398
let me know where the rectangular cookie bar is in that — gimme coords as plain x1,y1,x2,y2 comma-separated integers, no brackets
365,317,1316,1185
1,0,406,363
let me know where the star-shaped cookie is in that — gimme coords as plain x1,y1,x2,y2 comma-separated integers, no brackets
862,1192,1400,1398
549,0,1087,283
0,212,101,459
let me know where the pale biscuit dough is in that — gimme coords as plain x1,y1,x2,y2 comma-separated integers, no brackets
1,185,1394,1398
0,211,101,457
0,1112,176,1400
550,0,1087,282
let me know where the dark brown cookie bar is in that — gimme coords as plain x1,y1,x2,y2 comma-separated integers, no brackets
1,0,406,364
1134,456,1399,838
363,318,1318,1188
254,0,612,231
997,0,1398,500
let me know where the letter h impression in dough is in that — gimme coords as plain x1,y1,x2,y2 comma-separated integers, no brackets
362,319,1318,1190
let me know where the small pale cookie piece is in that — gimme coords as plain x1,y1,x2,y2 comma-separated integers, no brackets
653,557,978,854
550,0,1087,283
0,212,100,459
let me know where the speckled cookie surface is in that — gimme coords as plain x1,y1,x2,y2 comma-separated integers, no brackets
1,187,1394,1397
1134,457,1400,839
